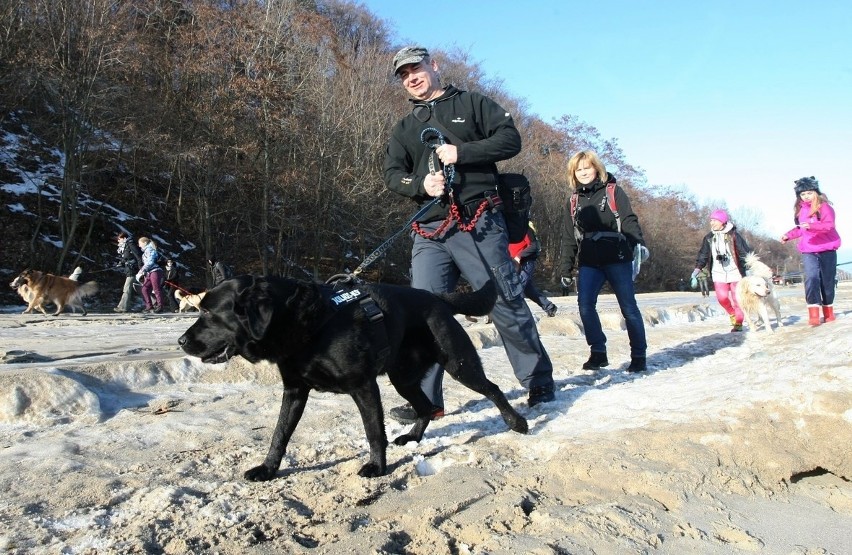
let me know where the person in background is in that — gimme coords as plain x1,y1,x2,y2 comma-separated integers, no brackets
137,236,166,313
114,231,143,313
691,209,750,332
781,176,842,326
208,258,232,286
383,45,555,422
511,223,557,317
163,258,181,312
697,267,711,297
471,222,558,324
561,150,649,372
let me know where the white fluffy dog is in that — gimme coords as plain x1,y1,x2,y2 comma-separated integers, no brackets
737,253,783,332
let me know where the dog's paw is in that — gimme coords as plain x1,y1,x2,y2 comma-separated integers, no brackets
357,462,386,478
508,415,529,434
244,464,278,482
392,433,418,446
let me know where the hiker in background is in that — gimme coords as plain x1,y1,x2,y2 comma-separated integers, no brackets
114,231,143,313
781,176,842,325
137,236,166,313
469,222,557,323
163,258,181,312
691,209,750,332
561,150,649,373
208,258,232,286
697,267,711,297
383,45,555,422
511,223,558,317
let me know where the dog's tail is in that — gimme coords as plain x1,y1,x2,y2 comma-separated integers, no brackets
68,266,83,281
76,281,99,298
440,281,497,317
175,289,184,301
745,252,760,268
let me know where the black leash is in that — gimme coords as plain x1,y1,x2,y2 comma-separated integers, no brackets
343,128,452,279
343,196,442,280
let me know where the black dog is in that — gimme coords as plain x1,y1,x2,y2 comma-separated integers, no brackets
178,275,528,481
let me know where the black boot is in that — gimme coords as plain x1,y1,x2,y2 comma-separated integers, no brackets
528,385,555,408
627,357,647,372
582,351,608,370
387,403,444,424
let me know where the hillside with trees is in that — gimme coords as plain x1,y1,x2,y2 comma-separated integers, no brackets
0,0,796,304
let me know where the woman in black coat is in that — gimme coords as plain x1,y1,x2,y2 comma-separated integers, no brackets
560,150,648,373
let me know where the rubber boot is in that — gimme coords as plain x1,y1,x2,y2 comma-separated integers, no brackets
808,306,821,326
822,305,836,323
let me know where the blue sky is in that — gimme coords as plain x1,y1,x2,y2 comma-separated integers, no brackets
363,0,852,264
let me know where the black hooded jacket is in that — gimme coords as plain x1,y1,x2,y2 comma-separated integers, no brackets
694,225,751,277
118,239,143,277
383,85,521,223
560,173,645,273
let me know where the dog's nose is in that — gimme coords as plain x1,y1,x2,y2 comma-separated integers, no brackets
177,335,186,346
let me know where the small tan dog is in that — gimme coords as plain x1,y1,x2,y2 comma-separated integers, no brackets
736,253,783,332
10,268,98,316
175,289,206,313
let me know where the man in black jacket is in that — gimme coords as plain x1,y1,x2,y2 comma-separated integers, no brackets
384,46,554,421
163,258,181,312
114,231,143,312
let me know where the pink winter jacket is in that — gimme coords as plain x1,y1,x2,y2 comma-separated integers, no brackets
783,201,842,253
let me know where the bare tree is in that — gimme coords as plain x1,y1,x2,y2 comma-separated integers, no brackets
16,0,125,271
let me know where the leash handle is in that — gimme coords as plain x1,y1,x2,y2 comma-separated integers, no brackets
348,128,455,278
420,127,455,191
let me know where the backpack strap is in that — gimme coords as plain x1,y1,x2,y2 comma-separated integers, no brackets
570,191,582,243
606,182,621,233
570,182,621,236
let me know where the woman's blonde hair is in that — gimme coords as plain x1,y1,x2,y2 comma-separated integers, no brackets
567,150,607,190
138,236,158,249
794,192,831,220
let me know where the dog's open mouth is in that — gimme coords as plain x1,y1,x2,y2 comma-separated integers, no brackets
202,345,233,364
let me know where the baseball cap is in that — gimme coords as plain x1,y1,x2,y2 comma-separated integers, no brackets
392,46,429,75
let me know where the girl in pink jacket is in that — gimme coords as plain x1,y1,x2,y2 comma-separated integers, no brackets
781,176,842,325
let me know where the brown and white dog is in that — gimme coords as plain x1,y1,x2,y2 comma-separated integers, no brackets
736,253,783,333
9,268,98,316
11,266,83,307
175,289,207,313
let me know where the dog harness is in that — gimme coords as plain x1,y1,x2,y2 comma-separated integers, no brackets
323,276,390,367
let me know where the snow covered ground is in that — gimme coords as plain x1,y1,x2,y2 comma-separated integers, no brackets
1,284,850,554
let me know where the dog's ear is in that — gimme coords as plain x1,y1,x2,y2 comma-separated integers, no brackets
232,277,275,341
